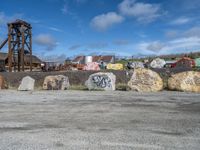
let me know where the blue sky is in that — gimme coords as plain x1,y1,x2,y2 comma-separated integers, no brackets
0,0,200,61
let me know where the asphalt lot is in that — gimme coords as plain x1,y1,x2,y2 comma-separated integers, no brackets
0,90,200,150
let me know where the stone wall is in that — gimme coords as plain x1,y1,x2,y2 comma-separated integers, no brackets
0,70,129,89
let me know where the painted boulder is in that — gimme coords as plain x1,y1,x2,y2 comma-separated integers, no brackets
127,62,144,69
128,68,163,92
150,58,166,69
168,71,200,93
85,72,116,91
43,75,70,90
83,62,100,71
18,76,35,91
107,63,124,70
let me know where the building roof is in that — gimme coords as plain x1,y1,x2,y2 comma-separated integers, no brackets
72,56,84,62
92,56,101,62
0,52,42,64
24,55,42,64
0,53,8,60
72,55,115,64
165,60,176,64
100,56,114,63
93,56,114,63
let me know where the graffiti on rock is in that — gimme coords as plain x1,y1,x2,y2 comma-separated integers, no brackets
185,76,200,86
92,75,112,88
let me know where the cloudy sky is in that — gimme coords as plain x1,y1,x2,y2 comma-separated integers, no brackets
0,0,200,60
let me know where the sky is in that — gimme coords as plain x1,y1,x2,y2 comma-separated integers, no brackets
0,0,200,61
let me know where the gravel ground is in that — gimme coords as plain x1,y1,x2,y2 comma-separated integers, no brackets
0,90,200,150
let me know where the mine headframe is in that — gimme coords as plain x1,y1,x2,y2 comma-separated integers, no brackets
7,19,32,72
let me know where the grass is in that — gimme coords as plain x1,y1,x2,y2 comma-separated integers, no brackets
116,83,128,91
69,85,88,90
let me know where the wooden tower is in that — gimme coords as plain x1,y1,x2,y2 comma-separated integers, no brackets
7,19,32,72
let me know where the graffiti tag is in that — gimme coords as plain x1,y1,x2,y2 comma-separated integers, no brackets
92,75,112,88
185,76,200,86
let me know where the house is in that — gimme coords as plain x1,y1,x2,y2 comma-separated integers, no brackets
0,52,42,71
174,57,195,68
98,56,115,64
72,56,85,64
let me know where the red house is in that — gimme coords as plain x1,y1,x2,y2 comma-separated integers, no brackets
174,57,195,68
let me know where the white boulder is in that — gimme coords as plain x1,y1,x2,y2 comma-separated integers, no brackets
18,76,35,91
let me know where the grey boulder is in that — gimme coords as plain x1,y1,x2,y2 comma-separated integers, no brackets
18,76,35,91
85,72,116,91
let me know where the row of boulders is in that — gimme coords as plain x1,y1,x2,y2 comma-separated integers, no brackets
129,68,200,93
0,69,200,92
17,75,70,91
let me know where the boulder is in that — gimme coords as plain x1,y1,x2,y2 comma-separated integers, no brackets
43,75,70,90
168,71,200,92
127,62,144,69
83,62,100,71
150,58,166,69
107,63,124,70
0,75,5,89
18,76,35,91
128,68,163,92
85,72,116,91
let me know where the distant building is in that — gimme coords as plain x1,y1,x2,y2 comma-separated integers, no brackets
164,60,177,68
98,56,115,64
174,57,195,68
72,55,115,65
0,52,42,71
72,56,85,64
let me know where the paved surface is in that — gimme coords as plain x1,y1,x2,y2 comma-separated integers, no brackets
0,90,200,150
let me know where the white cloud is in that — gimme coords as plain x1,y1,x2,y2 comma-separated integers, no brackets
147,41,165,52
113,39,130,46
90,12,124,31
35,34,57,51
0,12,23,26
48,27,63,32
170,17,190,25
136,36,200,55
69,44,82,50
184,27,200,38
165,30,178,38
118,0,161,23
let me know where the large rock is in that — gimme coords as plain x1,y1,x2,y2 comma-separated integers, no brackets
127,62,144,69
18,76,35,91
107,63,124,70
168,71,200,92
83,62,100,71
0,75,5,89
43,75,70,90
128,68,163,92
85,72,116,91
150,58,166,69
